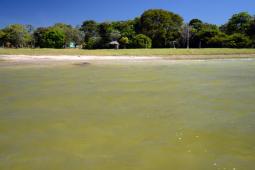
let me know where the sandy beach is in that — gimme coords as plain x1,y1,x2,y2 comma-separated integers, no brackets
1,54,255,63
0,55,163,62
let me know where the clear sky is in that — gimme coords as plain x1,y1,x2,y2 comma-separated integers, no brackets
0,0,254,28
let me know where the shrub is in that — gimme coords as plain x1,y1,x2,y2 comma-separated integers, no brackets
42,27,65,48
84,37,101,49
119,37,129,48
225,33,252,48
132,34,152,48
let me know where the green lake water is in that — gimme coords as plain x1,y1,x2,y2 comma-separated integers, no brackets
0,60,255,170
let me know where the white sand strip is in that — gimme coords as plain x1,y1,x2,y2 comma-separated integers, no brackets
1,54,255,63
0,55,163,62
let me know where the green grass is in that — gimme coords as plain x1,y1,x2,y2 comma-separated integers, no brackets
0,48,255,56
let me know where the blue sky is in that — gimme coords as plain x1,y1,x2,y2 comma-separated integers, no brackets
0,0,254,28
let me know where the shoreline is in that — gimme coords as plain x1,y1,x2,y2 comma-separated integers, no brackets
1,54,255,63
0,55,163,62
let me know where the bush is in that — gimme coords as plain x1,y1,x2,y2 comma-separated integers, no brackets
84,37,101,49
225,33,252,48
207,33,228,48
132,34,152,48
42,27,66,48
119,37,129,48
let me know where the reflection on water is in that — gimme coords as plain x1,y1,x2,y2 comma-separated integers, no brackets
0,60,255,170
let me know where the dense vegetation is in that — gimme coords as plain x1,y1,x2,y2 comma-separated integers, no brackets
0,9,254,49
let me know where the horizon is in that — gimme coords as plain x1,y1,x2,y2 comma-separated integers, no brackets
0,0,255,28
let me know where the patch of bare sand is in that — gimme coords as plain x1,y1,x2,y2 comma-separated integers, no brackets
1,54,255,64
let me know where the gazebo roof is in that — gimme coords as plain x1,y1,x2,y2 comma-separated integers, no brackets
109,41,119,45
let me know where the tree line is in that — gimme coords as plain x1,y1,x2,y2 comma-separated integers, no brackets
0,9,254,49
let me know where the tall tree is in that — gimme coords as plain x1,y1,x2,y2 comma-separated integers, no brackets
33,27,48,48
222,12,253,35
2,24,31,48
112,20,136,39
97,22,114,48
188,19,204,48
81,20,98,42
197,24,222,48
72,27,85,47
179,24,194,48
0,30,5,47
247,18,255,46
139,9,183,48
189,19,203,31
52,23,84,47
42,27,66,48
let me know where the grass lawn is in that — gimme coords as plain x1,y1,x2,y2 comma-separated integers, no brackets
0,48,255,56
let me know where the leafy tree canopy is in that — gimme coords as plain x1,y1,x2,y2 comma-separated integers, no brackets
222,12,253,35
42,27,66,48
1,24,31,48
132,34,152,48
81,20,98,42
1,9,255,49
140,9,183,48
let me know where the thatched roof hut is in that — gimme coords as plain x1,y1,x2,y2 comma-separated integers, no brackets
109,41,119,49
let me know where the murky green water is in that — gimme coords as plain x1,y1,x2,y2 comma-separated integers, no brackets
0,60,255,170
